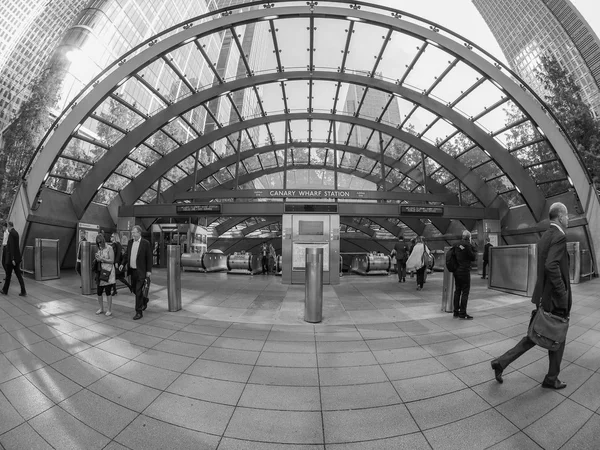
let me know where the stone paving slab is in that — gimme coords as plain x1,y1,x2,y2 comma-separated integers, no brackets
0,270,599,449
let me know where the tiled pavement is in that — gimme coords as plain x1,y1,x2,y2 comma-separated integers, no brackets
0,269,599,449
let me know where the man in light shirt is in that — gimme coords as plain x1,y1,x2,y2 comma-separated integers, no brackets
121,225,152,320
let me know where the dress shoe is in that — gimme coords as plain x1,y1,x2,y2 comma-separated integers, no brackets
459,314,474,320
19,292,27,297
491,360,503,384
133,313,143,320
0,290,6,295
453,313,459,318
542,380,567,390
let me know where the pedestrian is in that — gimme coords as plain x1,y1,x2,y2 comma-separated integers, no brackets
2,222,8,279
406,236,431,291
1,221,27,297
121,225,152,320
110,232,132,296
491,202,571,389
452,230,476,319
95,233,115,316
482,237,492,279
408,237,416,278
75,229,87,275
261,243,268,274
392,235,409,282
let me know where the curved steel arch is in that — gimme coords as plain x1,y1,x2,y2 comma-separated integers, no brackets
159,141,458,205
20,3,596,230
199,164,430,236
108,112,501,216
82,70,520,217
241,219,280,237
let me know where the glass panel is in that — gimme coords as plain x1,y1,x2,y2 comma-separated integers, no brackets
260,152,277,169
401,148,421,168
454,80,505,119
404,44,452,93
478,100,524,136
115,158,145,180
139,188,157,204
500,191,525,207
457,147,490,168
341,152,360,169
386,169,404,185
487,176,515,193
179,156,196,175
344,21,386,75
421,119,457,147
47,176,76,194
539,180,570,197
496,120,541,148
311,148,327,166
431,168,454,185
214,168,233,184
512,140,555,166
424,157,440,174
440,133,474,157
147,130,178,155
104,173,130,191
398,177,418,191
62,138,105,164
52,157,91,180
314,18,347,71
244,155,261,172
384,139,410,159
357,156,376,173
528,161,565,184
164,166,187,184
130,144,160,166
377,31,422,83
276,18,310,72
428,61,480,106
472,160,503,181
445,179,460,194
293,147,309,164
402,107,437,136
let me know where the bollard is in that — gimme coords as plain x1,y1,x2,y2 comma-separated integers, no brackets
81,241,93,295
304,247,323,323
441,246,455,313
167,245,182,311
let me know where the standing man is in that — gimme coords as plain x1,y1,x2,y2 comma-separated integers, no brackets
453,230,476,319
1,221,26,297
482,237,492,279
392,235,409,282
491,203,571,389
122,225,152,320
261,243,268,274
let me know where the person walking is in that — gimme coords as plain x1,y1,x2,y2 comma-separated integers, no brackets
452,230,476,319
482,237,492,279
2,223,8,279
491,202,571,389
261,243,268,274
121,225,152,320
392,235,409,282
75,230,87,275
406,236,431,291
110,232,132,296
1,221,27,297
95,234,115,316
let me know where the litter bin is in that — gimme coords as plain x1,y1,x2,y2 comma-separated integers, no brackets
167,245,181,312
304,247,323,323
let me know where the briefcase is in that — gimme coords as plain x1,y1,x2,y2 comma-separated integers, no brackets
142,277,151,299
527,306,569,351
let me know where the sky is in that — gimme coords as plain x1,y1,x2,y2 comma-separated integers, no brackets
371,0,600,64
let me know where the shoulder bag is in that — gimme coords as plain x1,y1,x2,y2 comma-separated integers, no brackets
527,306,569,351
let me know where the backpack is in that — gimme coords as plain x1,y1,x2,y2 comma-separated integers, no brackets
446,246,458,272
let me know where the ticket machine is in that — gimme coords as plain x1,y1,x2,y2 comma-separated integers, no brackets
281,212,340,285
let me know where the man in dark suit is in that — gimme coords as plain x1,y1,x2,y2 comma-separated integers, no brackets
453,230,477,319
482,237,492,279
1,221,26,297
120,225,152,320
491,202,571,390
110,232,132,296
392,235,409,282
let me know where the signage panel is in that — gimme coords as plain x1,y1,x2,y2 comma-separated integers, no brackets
176,204,221,213
400,205,444,216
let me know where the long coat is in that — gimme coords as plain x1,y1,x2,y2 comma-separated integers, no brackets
531,224,572,317
125,238,153,278
6,228,22,264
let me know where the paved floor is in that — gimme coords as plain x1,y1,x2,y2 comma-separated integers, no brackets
0,270,599,449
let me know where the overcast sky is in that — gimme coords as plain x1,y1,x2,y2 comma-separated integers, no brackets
371,0,600,64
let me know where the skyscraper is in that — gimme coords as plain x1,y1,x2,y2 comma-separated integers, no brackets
473,0,600,115
0,0,88,130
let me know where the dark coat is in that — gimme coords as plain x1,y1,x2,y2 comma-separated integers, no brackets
6,228,22,264
531,224,571,317
393,241,409,262
111,241,124,266
483,242,492,262
454,239,476,273
125,238,153,278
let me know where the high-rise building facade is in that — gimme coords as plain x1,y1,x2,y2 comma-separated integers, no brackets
0,0,88,130
473,0,600,116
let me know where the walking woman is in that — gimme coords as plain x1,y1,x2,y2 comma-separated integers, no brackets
95,234,116,316
406,236,432,291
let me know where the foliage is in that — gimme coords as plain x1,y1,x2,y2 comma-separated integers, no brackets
534,55,600,186
0,58,66,216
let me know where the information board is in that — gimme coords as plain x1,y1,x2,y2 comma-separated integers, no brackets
292,243,330,271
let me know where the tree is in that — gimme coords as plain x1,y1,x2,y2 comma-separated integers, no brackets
534,55,600,186
0,58,67,216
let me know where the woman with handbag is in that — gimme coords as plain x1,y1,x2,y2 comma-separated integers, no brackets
405,236,431,291
95,234,116,316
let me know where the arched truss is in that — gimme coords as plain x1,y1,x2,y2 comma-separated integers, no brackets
19,1,599,243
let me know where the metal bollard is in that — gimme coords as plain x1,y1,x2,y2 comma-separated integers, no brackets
304,247,323,323
441,246,455,313
167,245,182,312
81,241,92,295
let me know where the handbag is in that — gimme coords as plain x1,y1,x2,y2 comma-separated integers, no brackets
142,277,151,299
99,266,112,283
527,306,569,351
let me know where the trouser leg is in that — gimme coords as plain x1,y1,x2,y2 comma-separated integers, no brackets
131,272,144,313
460,275,471,314
396,260,402,280
2,263,14,292
416,268,425,287
453,275,462,313
14,264,26,294
545,340,566,383
482,261,488,278
496,335,536,370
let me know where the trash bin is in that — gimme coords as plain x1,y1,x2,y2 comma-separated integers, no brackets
304,247,323,323
167,245,181,312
